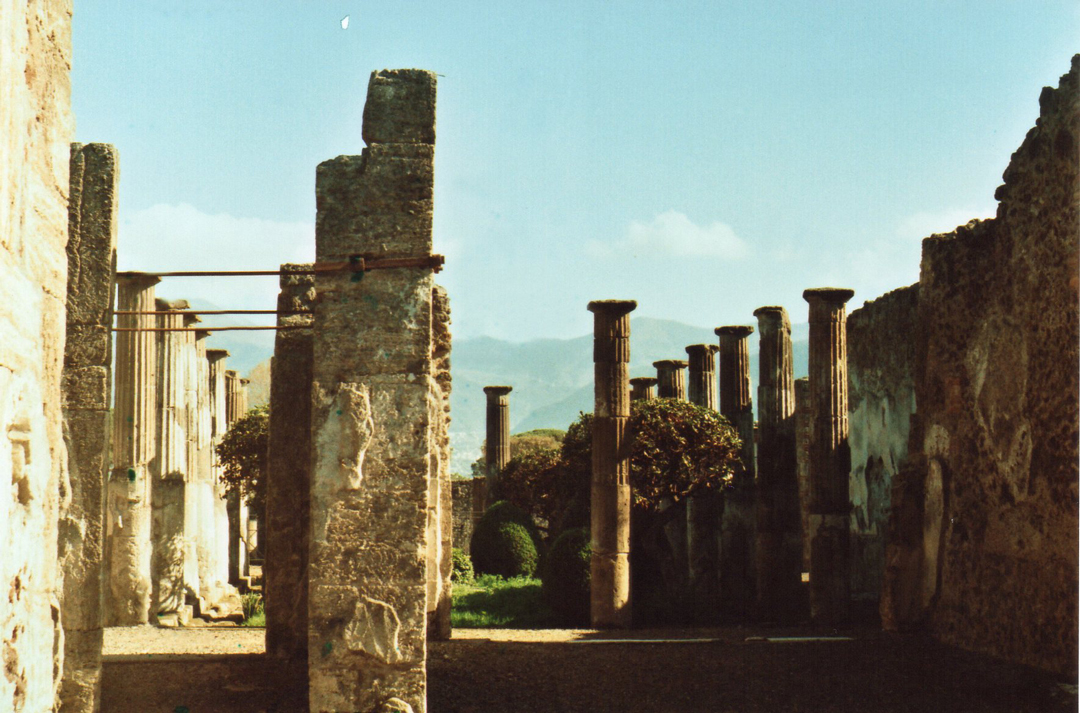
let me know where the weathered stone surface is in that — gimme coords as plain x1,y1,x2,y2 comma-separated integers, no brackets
794,377,812,570
225,370,249,586
428,285,453,640
362,69,438,146
309,68,437,713
753,306,802,622
883,58,1079,676
450,479,475,554
60,142,118,713
266,264,314,663
716,325,756,621
845,286,917,603
206,349,232,593
653,359,687,400
629,376,657,401
685,344,718,410
588,300,636,628
483,385,512,501
803,288,855,625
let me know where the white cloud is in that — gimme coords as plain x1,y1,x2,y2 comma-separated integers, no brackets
588,210,750,260
895,206,996,242
119,203,315,312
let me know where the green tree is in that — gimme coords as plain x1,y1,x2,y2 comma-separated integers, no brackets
215,404,269,513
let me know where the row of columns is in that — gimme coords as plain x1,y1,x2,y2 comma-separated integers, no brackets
106,277,248,626
586,288,854,626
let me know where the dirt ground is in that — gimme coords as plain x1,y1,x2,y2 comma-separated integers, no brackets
102,625,1077,712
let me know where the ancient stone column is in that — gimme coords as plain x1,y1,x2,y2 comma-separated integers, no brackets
753,306,802,621
428,285,454,641
684,343,720,621
685,344,719,410
483,385,512,501
224,369,247,587
794,378,812,571
629,376,657,401
106,274,159,626
715,324,756,620
151,300,190,621
191,330,216,610
308,68,438,712
61,142,118,711
207,349,231,589
588,299,637,628
803,287,855,624
653,359,688,400
266,264,314,662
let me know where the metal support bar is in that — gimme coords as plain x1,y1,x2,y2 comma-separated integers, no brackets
113,309,310,316
112,326,312,332
115,254,444,279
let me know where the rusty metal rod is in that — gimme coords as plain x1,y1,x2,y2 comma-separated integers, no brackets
115,254,444,279
112,326,312,332
114,309,310,315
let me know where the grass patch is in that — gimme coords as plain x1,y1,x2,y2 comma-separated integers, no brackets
241,610,265,627
451,574,557,628
240,592,265,627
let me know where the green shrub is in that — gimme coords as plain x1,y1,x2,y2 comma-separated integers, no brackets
240,592,264,626
451,547,474,583
470,501,543,578
541,527,591,625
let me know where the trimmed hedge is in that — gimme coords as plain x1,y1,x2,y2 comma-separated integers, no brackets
470,501,543,578
451,547,474,583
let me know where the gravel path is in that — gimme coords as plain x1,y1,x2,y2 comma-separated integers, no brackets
103,625,266,657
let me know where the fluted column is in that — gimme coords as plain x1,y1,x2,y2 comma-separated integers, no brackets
483,385,513,502
753,306,801,621
206,349,231,588
653,359,688,400
716,324,756,620
629,376,657,401
224,369,246,586
191,330,216,608
151,300,190,619
588,299,636,628
106,275,159,626
803,287,855,624
685,344,719,410
794,377,812,571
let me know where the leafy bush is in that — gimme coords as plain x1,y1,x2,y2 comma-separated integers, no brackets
451,547,474,583
497,446,563,525
216,404,269,512
540,527,591,625
470,501,543,578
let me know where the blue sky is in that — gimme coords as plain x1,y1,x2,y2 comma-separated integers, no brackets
73,1,1079,342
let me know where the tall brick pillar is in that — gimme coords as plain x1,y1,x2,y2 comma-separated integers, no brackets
61,142,118,710
106,274,159,626
716,324,756,620
803,287,855,625
653,359,688,400
588,299,637,628
308,68,438,712
266,264,314,662
753,306,801,621
629,376,657,401
483,385,512,501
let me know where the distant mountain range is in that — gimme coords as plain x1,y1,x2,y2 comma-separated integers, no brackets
240,316,810,476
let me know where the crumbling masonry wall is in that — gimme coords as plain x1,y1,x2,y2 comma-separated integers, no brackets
309,69,438,712
883,57,1079,676
845,284,917,602
1,0,74,709
60,143,118,712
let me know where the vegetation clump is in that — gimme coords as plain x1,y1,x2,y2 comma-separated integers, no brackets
470,501,544,578
216,404,269,512
451,547,474,583
540,527,591,625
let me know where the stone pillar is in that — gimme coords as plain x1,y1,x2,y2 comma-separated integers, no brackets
629,376,657,401
715,324,756,620
266,264,314,662
753,306,802,621
428,285,454,640
653,359,687,400
61,142,118,711
191,330,216,609
588,299,637,628
106,275,159,626
483,385,512,501
794,378,812,571
684,343,720,621
685,344,719,410
803,287,855,625
151,300,190,621
308,68,438,712
207,349,231,589
224,369,246,587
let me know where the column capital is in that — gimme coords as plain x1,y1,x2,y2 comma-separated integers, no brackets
587,299,637,317
714,325,755,339
802,287,854,305
753,305,791,325
206,349,230,363
183,313,201,327
629,376,658,387
115,273,160,289
483,385,513,397
652,359,688,370
685,343,719,358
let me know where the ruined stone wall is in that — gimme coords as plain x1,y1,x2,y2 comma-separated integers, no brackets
883,57,1079,676
60,143,118,712
845,285,917,601
1,0,74,709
